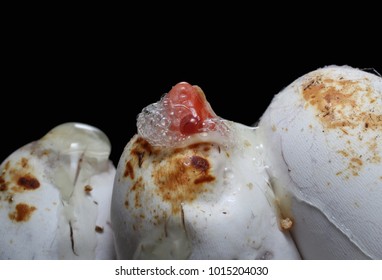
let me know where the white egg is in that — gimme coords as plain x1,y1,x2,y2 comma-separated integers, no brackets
0,122,116,259
257,65,382,259
111,83,300,259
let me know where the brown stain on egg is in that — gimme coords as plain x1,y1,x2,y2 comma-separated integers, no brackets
17,175,40,190
125,176,149,232
20,158,29,168
122,136,161,232
0,158,40,200
4,161,10,171
190,155,209,172
95,226,104,233
122,137,161,190
9,203,36,222
131,177,145,208
303,77,381,131
124,160,134,179
153,143,216,214
129,137,160,169
84,185,93,194
125,176,145,210
348,157,363,176
337,150,349,157
303,74,382,178
123,139,220,230
0,161,11,192
303,78,358,129
123,140,219,217
0,177,8,192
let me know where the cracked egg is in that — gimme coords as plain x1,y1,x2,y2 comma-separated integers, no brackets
257,65,382,259
111,82,300,259
0,123,116,259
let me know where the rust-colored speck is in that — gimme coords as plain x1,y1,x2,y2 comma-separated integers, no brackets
84,185,93,194
348,157,363,176
194,175,215,184
203,146,211,152
127,177,145,209
124,160,134,179
95,226,104,233
134,137,158,156
351,157,363,166
0,177,7,191
20,158,28,168
17,174,40,190
338,150,349,157
135,151,145,168
4,161,10,171
340,128,349,135
153,142,216,214
191,156,209,172
135,137,153,153
131,176,143,192
9,203,36,222
130,137,160,169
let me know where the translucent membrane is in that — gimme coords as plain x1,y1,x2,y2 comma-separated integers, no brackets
40,122,111,160
137,94,232,148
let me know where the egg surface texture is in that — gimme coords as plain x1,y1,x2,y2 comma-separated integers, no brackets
0,123,116,259
258,65,382,259
111,82,300,259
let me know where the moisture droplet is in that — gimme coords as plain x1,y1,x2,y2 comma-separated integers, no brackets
224,168,235,179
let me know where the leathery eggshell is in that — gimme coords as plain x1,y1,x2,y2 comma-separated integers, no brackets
111,82,300,259
257,65,382,259
0,123,116,259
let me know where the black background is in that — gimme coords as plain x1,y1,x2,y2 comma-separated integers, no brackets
2,11,380,167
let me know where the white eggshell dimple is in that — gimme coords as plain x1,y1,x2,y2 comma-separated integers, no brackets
111,122,300,259
0,123,116,259
258,65,382,259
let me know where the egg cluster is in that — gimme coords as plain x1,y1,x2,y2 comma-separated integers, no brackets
0,66,381,259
